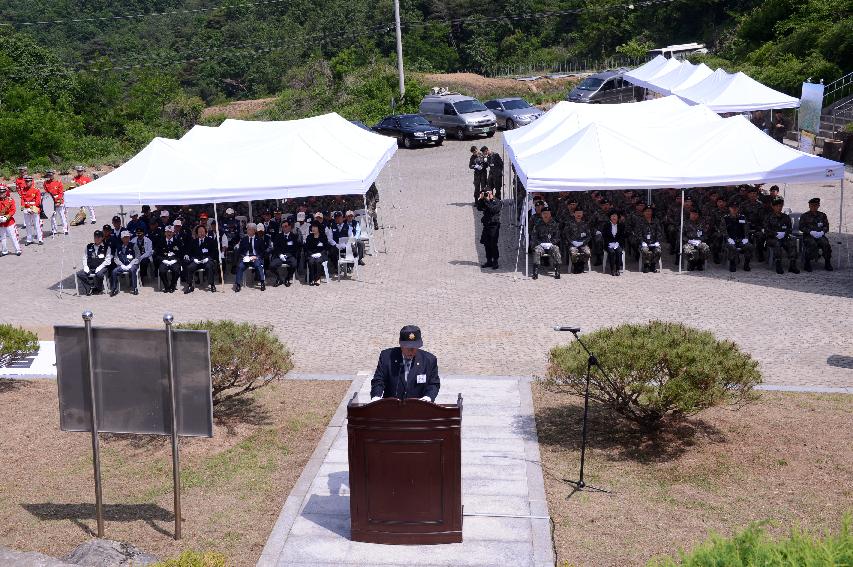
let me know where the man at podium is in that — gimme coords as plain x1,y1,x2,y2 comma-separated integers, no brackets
370,325,440,402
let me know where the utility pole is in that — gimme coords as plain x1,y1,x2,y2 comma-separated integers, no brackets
393,0,405,98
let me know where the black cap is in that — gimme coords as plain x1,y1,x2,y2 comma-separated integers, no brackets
728,202,740,208
808,197,820,205
93,230,103,237
541,206,552,212
601,199,611,205
399,325,423,348
112,215,120,222
102,224,112,231
772,197,784,206
769,185,780,192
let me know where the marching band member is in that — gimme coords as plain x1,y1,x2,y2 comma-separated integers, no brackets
43,170,68,235
19,175,43,246
0,185,22,256
71,165,96,224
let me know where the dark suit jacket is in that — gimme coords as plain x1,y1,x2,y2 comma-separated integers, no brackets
370,347,440,402
601,222,627,246
237,234,270,258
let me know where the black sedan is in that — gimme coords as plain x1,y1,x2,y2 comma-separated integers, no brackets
373,114,445,148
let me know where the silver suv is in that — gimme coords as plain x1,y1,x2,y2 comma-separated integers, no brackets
419,92,497,140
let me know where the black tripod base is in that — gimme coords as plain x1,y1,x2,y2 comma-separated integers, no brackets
563,478,611,495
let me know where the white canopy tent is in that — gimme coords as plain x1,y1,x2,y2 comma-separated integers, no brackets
646,62,714,96
65,113,397,207
623,56,682,91
508,114,845,274
673,70,800,112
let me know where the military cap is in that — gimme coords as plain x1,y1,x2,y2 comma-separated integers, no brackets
93,230,103,237
399,325,423,348
772,197,784,206
808,197,820,205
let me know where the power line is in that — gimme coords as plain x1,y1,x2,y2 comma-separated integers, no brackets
0,0,289,28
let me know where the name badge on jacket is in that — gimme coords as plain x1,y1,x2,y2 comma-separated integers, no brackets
416,374,427,384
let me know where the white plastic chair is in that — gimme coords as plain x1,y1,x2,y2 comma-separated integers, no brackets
304,257,330,284
336,237,359,280
355,215,374,256
601,248,626,273
638,246,663,272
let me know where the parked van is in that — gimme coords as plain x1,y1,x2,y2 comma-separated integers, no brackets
419,92,497,140
565,70,640,104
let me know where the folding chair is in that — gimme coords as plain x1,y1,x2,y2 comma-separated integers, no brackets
355,215,374,256
638,248,663,272
601,248,626,273
304,258,330,284
336,237,359,281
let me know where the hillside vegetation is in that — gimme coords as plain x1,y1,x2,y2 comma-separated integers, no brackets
0,0,849,169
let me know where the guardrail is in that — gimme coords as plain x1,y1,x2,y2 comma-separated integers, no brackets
823,71,853,108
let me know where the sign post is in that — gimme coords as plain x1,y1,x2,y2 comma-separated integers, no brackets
164,313,182,540
82,310,105,538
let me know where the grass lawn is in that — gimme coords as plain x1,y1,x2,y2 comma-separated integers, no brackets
0,378,348,565
532,384,853,567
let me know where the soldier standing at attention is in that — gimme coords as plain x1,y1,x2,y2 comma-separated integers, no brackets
799,197,833,271
19,175,43,246
764,197,799,274
476,189,502,269
469,146,487,201
0,185,22,256
43,170,67,235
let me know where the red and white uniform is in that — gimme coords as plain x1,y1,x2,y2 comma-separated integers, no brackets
73,173,96,223
19,183,43,244
44,178,68,234
14,176,27,192
0,188,21,254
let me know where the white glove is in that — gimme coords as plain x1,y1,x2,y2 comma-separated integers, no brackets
727,238,735,245
809,231,819,238
817,231,824,238
651,242,660,248
775,231,785,240
243,255,252,263
688,239,700,246
641,242,649,249
83,266,90,274
311,252,322,258
370,396,381,402
607,242,618,249
0,216,6,223
571,240,583,248
130,258,139,266
741,238,748,245
595,230,601,236
184,255,190,261
541,242,552,250
279,254,287,261
419,396,431,402
194,258,203,264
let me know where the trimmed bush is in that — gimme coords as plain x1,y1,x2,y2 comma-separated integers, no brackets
649,516,853,566
544,321,761,429
176,320,293,406
0,324,39,367
152,551,227,567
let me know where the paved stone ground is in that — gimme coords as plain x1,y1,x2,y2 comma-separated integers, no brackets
1,134,852,387
257,374,553,567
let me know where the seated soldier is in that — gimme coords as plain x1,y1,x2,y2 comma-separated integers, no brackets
723,202,753,272
799,197,833,271
562,208,591,274
234,222,267,292
764,196,799,274
681,209,710,271
634,206,663,273
531,206,561,280
77,230,112,296
131,226,154,283
184,224,217,293
110,230,140,296
269,219,301,287
156,225,183,293
602,211,627,276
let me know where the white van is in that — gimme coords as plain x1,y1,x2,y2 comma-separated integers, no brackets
419,92,497,140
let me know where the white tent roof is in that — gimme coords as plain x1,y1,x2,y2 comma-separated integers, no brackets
674,70,800,112
623,56,682,90
65,113,397,207
515,115,844,192
504,96,719,168
647,62,714,96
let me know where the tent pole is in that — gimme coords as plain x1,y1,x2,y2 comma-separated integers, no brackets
248,201,253,223
840,178,845,233
678,188,684,273
524,193,529,278
213,202,225,289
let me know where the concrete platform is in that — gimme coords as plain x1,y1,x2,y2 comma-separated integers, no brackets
257,373,555,567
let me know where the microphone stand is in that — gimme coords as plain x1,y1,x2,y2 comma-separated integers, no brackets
557,327,610,495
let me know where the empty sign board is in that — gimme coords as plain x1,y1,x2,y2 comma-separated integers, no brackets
54,326,213,437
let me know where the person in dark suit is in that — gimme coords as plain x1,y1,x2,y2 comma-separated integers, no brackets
184,224,217,293
234,223,268,292
370,326,440,402
601,211,627,276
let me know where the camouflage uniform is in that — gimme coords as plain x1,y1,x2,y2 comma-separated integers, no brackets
764,211,798,273
634,217,664,272
681,216,710,269
562,218,592,272
531,217,562,276
799,208,832,270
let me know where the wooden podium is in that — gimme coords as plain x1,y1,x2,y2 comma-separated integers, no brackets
347,395,463,544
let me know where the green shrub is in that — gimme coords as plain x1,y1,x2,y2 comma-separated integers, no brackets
0,324,38,366
544,321,761,429
175,320,293,406
649,516,853,566
152,550,227,567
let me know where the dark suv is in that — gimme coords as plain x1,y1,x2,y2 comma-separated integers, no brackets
373,114,445,148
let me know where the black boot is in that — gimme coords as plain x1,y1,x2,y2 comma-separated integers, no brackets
825,259,833,271
554,267,560,279
775,260,784,274
260,281,266,291
284,277,292,287
804,258,812,272
532,265,538,280
743,260,751,272
789,261,799,274
481,260,493,268
729,259,736,272
273,278,283,287
492,260,499,270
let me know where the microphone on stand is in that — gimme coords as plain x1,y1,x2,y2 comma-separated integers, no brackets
553,326,581,333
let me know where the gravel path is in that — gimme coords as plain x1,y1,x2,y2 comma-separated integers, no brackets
1,133,851,388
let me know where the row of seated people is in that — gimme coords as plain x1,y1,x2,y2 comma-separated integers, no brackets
526,186,834,278
75,211,368,295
